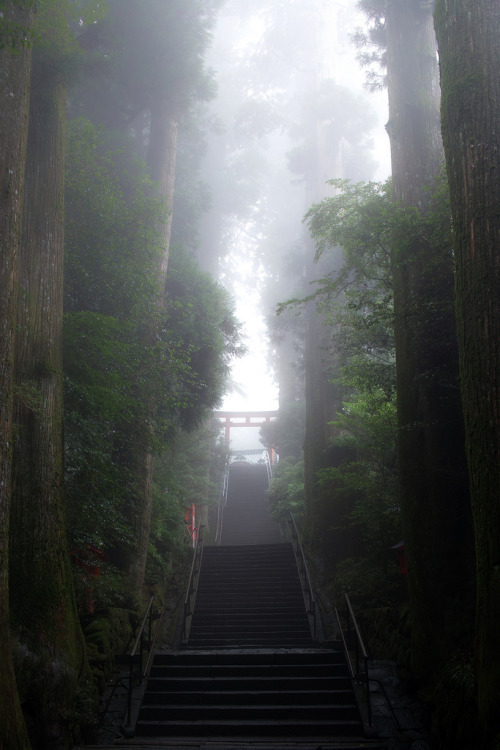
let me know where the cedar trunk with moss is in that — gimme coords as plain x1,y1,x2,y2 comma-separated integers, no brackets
0,3,34,747
385,0,473,685
10,5,90,742
434,0,500,742
127,104,178,599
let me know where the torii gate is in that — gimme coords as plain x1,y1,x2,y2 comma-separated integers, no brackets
213,410,278,464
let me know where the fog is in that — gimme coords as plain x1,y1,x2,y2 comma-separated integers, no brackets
195,0,391,418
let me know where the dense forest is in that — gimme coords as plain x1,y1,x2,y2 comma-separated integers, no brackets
1,0,499,748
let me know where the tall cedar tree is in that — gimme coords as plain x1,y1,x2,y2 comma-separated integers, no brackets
302,5,345,548
0,4,34,746
87,0,218,597
385,0,473,683
10,2,89,742
434,0,500,741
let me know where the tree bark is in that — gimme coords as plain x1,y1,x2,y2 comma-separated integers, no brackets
434,0,500,738
10,6,89,740
147,99,178,294
386,0,473,683
128,99,179,598
0,4,34,746
303,0,343,538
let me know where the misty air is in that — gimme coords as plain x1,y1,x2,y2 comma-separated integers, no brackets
0,1,499,749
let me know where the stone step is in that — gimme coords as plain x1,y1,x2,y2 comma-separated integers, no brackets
138,703,360,722
140,689,356,706
134,717,364,739
153,649,347,666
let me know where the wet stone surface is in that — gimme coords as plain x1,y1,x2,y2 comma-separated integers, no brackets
368,661,431,750
79,656,432,749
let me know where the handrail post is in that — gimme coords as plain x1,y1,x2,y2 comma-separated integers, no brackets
364,654,372,726
126,655,133,727
288,513,317,642
148,605,152,650
343,592,372,728
123,595,155,733
182,524,205,644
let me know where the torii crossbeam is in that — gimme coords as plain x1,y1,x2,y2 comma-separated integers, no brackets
213,410,278,457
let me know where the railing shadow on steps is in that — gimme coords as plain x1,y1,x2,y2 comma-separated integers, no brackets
286,513,319,642
335,592,373,730
118,595,163,734
181,523,206,645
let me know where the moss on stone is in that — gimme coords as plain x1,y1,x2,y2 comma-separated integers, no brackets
82,607,136,691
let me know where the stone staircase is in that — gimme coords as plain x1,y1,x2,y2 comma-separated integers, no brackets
220,462,282,545
132,461,386,748
135,649,373,744
187,543,313,648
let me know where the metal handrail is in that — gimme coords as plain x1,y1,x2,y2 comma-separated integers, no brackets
338,592,372,727
182,524,205,644
287,513,317,641
123,595,161,730
215,467,228,545
334,604,355,677
265,451,273,484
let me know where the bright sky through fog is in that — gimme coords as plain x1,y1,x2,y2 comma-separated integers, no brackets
218,2,391,418
221,246,278,413
222,308,278,412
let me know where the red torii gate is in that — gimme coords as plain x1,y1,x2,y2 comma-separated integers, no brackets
213,410,278,462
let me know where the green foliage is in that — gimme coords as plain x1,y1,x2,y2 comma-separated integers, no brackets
334,557,402,610
69,0,107,28
0,0,35,51
63,117,244,605
161,244,246,433
32,0,84,83
64,119,163,594
303,174,453,403
305,178,393,287
148,424,227,582
352,0,387,91
259,401,305,461
319,390,399,555
300,179,400,574
267,456,305,523
65,117,164,317
74,0,219,128
300,173,456,606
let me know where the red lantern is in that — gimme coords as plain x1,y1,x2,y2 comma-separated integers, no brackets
390,541,407,575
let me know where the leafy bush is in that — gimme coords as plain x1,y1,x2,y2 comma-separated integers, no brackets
267,456,305,522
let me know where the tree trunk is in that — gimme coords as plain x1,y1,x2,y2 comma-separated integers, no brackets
303,0,343,538
386,0,474,683
128,100,179,598
197,130,228,277
147,98,178,292
434,0,500,738
0,4,34,746
10,9,89,741
303,302,339,513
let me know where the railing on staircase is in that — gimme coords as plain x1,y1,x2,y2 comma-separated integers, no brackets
182,523,205,645
286,513,318,641
264,450,273,484
121,595,163,732
215,465,229,545
335,592,373,728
